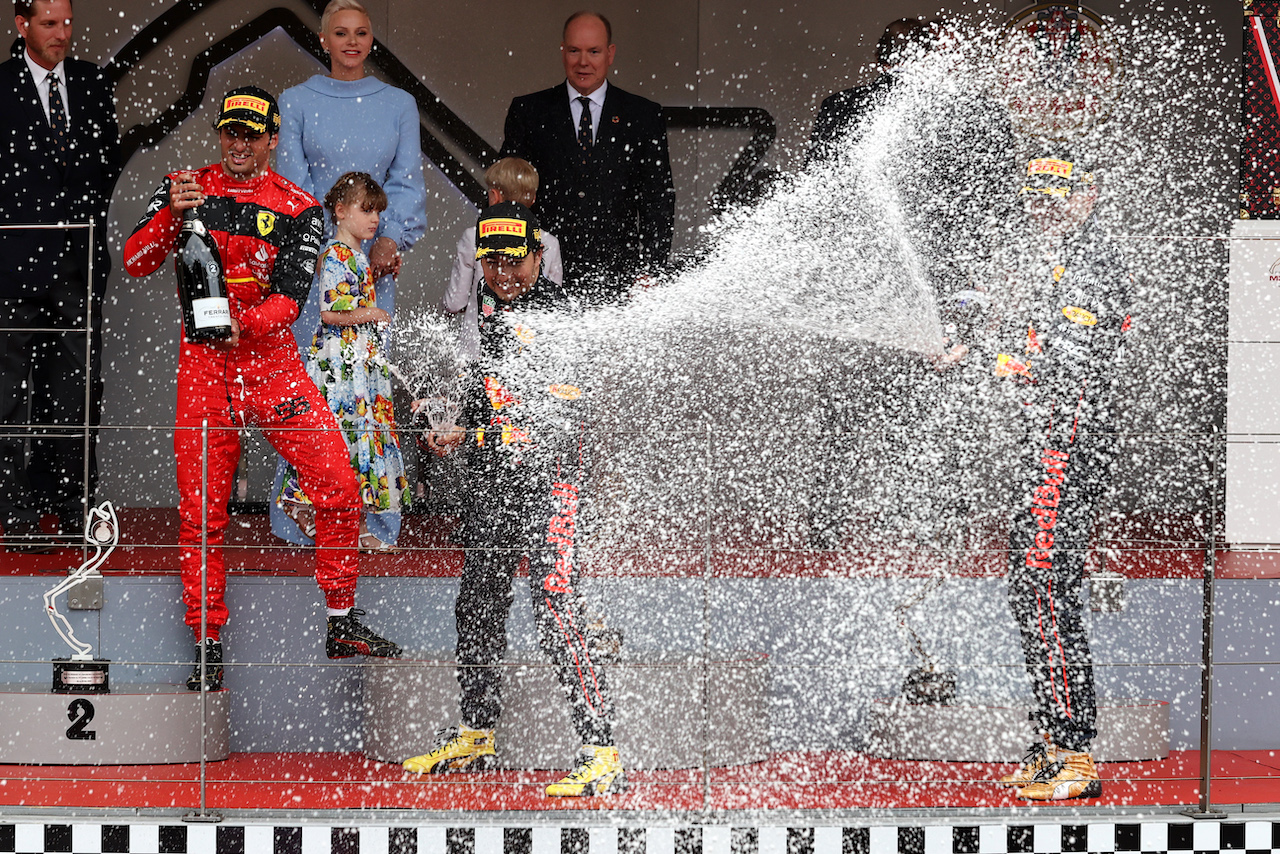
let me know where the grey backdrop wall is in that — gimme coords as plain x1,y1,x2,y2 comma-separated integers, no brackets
52,0,1239,506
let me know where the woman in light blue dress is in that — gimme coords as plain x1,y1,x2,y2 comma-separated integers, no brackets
270,0,427,547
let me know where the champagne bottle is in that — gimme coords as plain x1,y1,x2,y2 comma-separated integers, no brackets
174,206,231,341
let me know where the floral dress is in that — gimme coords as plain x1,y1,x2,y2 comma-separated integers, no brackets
278,240,409,516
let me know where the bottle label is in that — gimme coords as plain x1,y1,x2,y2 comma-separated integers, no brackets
192,297,231,329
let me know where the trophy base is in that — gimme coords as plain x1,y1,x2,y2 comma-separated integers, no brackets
52,658,110,694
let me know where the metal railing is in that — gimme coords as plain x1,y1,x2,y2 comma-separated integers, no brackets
0,419,1244,819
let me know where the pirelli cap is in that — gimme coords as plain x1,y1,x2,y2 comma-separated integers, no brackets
1021,156,1096,199
475,201,542,260
214,86,281,135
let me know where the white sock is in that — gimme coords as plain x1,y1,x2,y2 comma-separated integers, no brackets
327,607,351,617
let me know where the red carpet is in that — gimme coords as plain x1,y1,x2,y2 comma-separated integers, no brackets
0,750,1276,812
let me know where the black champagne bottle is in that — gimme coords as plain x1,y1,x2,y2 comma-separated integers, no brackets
174,206,231,340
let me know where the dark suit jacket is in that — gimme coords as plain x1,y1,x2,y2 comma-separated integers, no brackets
0,49,120,301
499,82,674,294
804,73,895,168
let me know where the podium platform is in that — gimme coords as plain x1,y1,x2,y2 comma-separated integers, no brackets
363,652,769,769
0,683,230,764
866,697,1169,762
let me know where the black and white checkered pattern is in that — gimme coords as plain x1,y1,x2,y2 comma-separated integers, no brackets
0,820,1277,854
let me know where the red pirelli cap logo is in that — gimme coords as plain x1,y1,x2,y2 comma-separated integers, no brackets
479,218,527,238
1027,158,1074,179
224,95,269,115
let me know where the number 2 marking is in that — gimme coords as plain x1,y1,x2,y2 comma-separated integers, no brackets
66,698,96,741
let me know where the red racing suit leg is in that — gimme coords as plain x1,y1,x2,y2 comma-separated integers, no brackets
1006,391,1115,752
175,339,360,639
174,341,239,640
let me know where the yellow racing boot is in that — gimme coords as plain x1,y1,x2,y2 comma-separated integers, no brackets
1017,750,1102,801
545,745,628,797
403,725,496,774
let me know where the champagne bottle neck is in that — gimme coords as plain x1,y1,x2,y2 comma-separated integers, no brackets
180,205,210,237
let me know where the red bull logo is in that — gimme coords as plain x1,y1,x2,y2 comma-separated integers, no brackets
996,353,1032,379
484,376,517,411
1026,449,1069,570
499,422,529,446
544,482,580,595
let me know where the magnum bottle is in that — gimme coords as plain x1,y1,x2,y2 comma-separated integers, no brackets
174,206,231,341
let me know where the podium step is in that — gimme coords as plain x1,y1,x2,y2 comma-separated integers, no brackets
363,652,769,769
0,683,229,764
866,697,1170,762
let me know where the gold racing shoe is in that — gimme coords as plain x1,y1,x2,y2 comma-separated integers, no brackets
1017,750,1102,801
545,745,628,797
998,735,1055,788
402,725,496,774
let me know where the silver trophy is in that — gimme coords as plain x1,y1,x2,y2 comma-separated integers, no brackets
386,361,464,449
382,307,468,443
896,573,957,706
47,501,117,694
418,386,463,435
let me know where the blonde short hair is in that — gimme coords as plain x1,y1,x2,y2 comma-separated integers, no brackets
320,0,370,36
484,158,539,208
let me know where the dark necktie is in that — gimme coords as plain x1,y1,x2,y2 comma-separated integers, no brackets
47,72,67,168
576,96,593,156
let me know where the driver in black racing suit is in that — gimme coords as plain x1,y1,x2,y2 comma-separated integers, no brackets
402,202,624,798
989,155,1133,801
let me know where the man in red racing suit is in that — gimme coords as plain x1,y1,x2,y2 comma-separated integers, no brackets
123,87,400,692
993,155,1132,801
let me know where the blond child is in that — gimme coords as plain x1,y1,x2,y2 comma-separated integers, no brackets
441,157,563,360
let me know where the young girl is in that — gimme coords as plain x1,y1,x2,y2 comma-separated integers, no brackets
278,172,410,552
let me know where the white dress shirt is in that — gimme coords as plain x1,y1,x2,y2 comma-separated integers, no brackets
23,50,69,128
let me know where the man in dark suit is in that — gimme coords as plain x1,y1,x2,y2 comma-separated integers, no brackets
499,11,674,299
804,18,924,168
0,0,119,552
